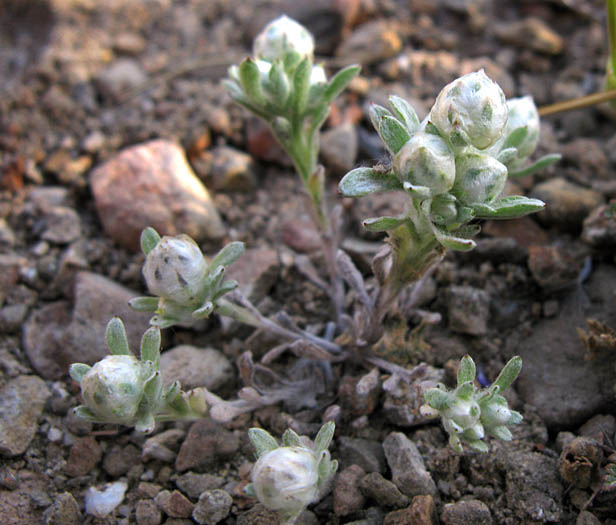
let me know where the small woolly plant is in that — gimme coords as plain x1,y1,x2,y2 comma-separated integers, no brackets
245,422,338,525
420,355,523,452
69,317,208,433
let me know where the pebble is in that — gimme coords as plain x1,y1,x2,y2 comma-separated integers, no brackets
0,303,28,332
245,117,291,166
527,244,582,291
103,444,141,477
207,146,257,192
482,216,548,249
0,375,50,457
192,489,233,525
142,429,186,463
40,206,81,244
96,58,147,100
175,419,240,472
236,503,279,525
225,247,279,304
42,491,81,525
65,436,102,477
495,17,564,54
579,414,616,439
382,432,437,498
384,494,437,525
337,436,387,474
446,285,490,336
531,177,603,231
160,345,233,391
174,472,225,500
0,218,15,246
338,369,381,417
577,510,602,525
113,32,147,55
320,123,358,176
90,139,224,251
516,265,616,428
135,499,162,525
561,138,609,182
281,218,321,253
334,464,366,517
581,203,616,249
441,499,492,525
360,472,410,509
337,20,401,64
85,481,128,518
155,490,194,519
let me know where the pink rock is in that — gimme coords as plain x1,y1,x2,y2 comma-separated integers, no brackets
91,140,224,251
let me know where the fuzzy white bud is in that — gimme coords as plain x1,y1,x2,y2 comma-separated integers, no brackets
80,355,145,425
251,447,320,514
503,96,540,162
393,131,456,195
430,69,508,150
442,398,481,430
143,235,207,305
253,16,315,62
452,152,507,205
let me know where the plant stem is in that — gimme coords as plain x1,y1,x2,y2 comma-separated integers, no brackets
538,89,616,116
609,0,616,80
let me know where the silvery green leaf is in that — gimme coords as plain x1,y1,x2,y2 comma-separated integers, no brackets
223,80,270,120
106,317,131,355
502,126,528,150
192,301,214,319
467,439,489,453
339,167,403,197
492,356,522,393
490,425,513,441
283,50,302,72
313,421,335,455
363,216,406,232
369,104,392,132
292,57,311,117
129,296,159,312
473,196,545,219
69,363,91,383
239,59,266,106
165,380,182,404
497,147,518,165
402,182,431,199
324,64,360,102
508,153,561,178
244,483,257,498
140,227,161,255
74,406,99,422
507,410,523,425
267,60,290,103
135,411,156,434
143,371,163,407
433,226,477,252
424,387,450,410
308,102,330,137
282,428,302,447
379,115,411,154
456,381,475,401
457,355,476,385
213,280,238,300
388,95,420,133
449,434,464,453
140,327,161,367
210,241,245,270
248,428,279,458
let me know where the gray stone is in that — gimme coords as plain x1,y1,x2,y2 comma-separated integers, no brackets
336,20,402,64
225,247,279,304
175,472,225,500
175,419,239,472
42,492,81,525
142,429,185,463
320,123,358,175
41,207,81,244
208,146,257,192
334,464,366,517
446,285,490,335
91,139,224,251
0,303,28,332
96,58,147,100
135,499,162,525
383,432,437,498
360,472,410,509
337,436,387,474
161,345,233,392
154,490,193,518
192,489,232,525
0,375,50,456
441,499,492,525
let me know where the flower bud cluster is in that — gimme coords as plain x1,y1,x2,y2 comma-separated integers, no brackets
69,318,208,434
339,70,558,253
245,422,338,524
420,355,523,453
130,227,244,329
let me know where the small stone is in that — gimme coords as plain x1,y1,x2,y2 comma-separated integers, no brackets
577,510,602,525
208,146,257,192
245,117,291,166
236,503,279,525
384,494,437,525
91,139,224,251
495,17,564,54
40,207,81,244
528,244,582,291
225,248,279,304
192,489,233,525
155,490,194,519
82,131,106,153
531,177,603,231
0,375,50,457
360,472,410,509
441,499,492,525
96,58,147,100
482,216,549,249
337,20,402,64
175,472,225,500
85,481,127,518
160,345,233,392
0,303,28,332
446,285,490,336
103,444,141,477
320,123,358,175
383,432,437,498
42,491,81,525
0,219,15,246
334,464,366,517
561,138,609,182
175,419,239,472
142,429,186,463
337,436,387,474
579,414,616,440
135,499,162,525
338,369,381,417
65,436,102,477
113,32,147,55
581,203,616,249
281,219,321,253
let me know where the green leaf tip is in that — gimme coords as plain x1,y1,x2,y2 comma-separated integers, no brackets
140,227,161,255
105,317,131,355
248,427,279,458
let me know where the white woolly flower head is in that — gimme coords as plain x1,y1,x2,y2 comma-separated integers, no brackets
143,234,207,305
393,131,456,196
251,447,320,513
80,355,146,425
452,152,507,205
430,69,508,150
503,95,540,161
443,398,481,431
253,15,315,62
